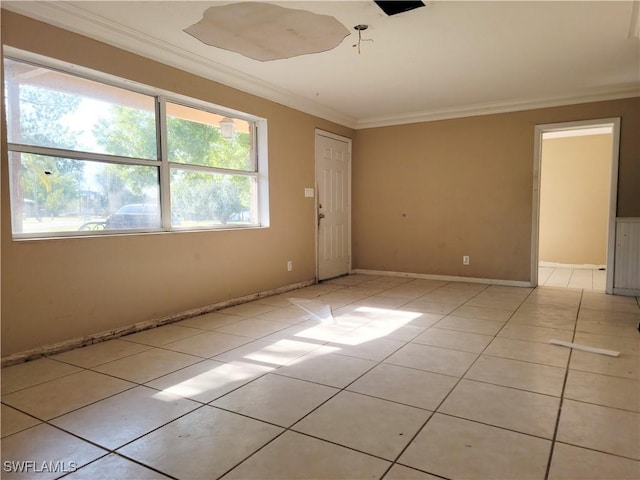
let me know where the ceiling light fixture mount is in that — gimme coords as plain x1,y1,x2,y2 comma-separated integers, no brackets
352,24,374,55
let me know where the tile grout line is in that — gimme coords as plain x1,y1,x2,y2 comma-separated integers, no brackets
547,440,640,463
56,450,181,480
2,306,290,395
33,403,198,480
212,277,473,480
7,277,394,479
306,281,546,479
210,276,419,479
543,288,583,480
377,283,532,479
4,277,635,479
3,297,342,478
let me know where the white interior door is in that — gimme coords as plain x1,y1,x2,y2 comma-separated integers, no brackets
316,131,351,281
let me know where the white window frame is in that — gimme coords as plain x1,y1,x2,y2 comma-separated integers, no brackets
3,47,270,239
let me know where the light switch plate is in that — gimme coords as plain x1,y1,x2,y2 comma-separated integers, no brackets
304,188,315,198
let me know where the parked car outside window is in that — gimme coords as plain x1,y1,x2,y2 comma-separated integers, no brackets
105,204,161,230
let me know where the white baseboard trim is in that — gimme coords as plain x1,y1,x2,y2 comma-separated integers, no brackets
612,288,640,297
539,262,606,270
1,278,316,368
352,269,532,288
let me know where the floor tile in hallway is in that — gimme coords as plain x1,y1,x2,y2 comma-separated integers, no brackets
539,264,607,291
2,274,639,479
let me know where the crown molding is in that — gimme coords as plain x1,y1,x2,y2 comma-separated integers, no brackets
1,1,359,129
3,2,638,131
355,84,640,129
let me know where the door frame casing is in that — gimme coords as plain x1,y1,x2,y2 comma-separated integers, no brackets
530,117,621,293
314,129,353,281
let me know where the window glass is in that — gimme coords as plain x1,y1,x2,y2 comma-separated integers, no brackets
4,58,157,160
166,102,254,171
170,169,257,228
3,56,265,238
8,152,160,234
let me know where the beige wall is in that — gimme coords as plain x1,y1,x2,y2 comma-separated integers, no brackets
3,11,640,358
539,134,612,265
0,12,354,356
353,98,640,281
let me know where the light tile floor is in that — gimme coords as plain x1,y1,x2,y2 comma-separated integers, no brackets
2,274,639,480
539,265,607,291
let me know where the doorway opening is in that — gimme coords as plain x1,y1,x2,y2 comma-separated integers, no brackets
531,119,620,293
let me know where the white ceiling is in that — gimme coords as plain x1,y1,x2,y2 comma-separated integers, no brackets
3,1,639,129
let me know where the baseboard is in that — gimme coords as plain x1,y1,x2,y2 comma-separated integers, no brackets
612,288,640,297
539,261,606,270
352,269,532,288
1,278,316,368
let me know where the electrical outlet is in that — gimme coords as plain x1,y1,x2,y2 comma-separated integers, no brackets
463,255,470,265
287,260,293,271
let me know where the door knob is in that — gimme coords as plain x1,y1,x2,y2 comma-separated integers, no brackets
318,212,325,227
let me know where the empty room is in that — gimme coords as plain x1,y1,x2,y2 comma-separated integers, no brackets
1,2,639,479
